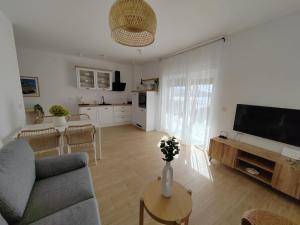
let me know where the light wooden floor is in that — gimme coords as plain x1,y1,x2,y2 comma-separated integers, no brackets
88,125,299,225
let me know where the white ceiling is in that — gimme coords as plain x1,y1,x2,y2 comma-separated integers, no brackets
1,0,300,64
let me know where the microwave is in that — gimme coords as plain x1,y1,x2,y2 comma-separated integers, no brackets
138,92,146,108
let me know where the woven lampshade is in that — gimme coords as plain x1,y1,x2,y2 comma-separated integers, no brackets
109,0,157,47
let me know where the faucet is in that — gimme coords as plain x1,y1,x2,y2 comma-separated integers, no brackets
101,96,105,104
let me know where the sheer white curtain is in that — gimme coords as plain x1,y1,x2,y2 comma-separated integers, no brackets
158,41,223,148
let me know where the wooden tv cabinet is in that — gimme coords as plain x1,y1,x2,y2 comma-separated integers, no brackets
208,137,300,200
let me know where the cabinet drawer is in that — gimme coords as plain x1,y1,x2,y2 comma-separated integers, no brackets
79,107,93,113
114,106,131,115
272,163,300,199
221,145,238,168
208,140,224,161
114,115,131,123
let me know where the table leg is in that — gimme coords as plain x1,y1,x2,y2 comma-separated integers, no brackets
96,127,102,160
139,198,144,225
59,135,64,155
175,217,189,225
185,218,189,225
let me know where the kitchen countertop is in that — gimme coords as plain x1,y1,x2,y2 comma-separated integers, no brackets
78,104,132,107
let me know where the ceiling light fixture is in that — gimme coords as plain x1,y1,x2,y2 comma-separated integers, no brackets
109,0,157,47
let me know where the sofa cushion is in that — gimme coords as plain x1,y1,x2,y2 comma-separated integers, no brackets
0,214,8,225
28,199,101,225
35,153,88,180
0,140,35,223
18,167,95,225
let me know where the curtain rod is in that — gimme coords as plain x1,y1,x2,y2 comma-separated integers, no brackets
159,36,226,60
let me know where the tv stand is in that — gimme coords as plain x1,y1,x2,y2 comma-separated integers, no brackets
209,137,300,200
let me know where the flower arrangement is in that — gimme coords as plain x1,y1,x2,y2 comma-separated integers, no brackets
160,136,180,162
49,105,69,117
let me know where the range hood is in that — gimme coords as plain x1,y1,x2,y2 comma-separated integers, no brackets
112,71,126,91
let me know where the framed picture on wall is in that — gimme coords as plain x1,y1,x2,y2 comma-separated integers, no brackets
20,76,40,97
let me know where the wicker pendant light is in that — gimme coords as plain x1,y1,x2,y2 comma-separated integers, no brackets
109,0,157,47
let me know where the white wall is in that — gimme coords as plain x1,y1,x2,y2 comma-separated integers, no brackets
0,11,25,142
17,48,134,114
217,11,300,153
132,61,160,90
141,11,300,153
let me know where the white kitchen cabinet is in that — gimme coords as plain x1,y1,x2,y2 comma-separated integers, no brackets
131,91,158,131
114,106,131,123
96,70,112,90
76,67,112,90
79,107,98,125
131,92,139,124
98,106,114,125
76,67,96,89
114,106,131,116
136,107,146,129
79,105,132,127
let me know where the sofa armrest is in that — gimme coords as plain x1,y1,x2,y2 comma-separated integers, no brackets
35,153,89,180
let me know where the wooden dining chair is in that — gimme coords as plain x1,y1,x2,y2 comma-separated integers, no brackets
67,114,90,121
241,209,298,225
64,124,97,163
17,127,61,156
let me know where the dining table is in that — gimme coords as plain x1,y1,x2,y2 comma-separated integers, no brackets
13,119,102,159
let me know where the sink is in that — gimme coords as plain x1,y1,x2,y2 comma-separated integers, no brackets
98,103,112,105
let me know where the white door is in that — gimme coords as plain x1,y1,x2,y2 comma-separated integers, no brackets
79,107,98,125
98,106,114,125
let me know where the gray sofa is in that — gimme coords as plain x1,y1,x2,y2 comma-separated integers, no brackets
0,139,101,225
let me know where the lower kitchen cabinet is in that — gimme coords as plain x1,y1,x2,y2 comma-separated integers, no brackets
131,91,158,131
114,106,131,123
79,105,132,127
136,108,146,129
79,107,98,125
98,106,114,125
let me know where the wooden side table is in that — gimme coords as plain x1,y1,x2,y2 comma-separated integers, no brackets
140,177,192,225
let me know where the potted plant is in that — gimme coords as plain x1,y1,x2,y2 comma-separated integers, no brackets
160,136,180,198
49,105,69,126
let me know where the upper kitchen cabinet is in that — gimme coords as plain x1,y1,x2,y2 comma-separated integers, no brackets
76,67,96,89
76,66,112,90
96,70,112,90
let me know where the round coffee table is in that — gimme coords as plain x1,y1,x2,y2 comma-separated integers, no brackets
139,177,192,225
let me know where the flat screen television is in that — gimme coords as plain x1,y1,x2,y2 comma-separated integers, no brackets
233,104,300,147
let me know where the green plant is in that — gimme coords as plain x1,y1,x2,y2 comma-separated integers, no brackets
160,136,180,162
49,105,69,117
